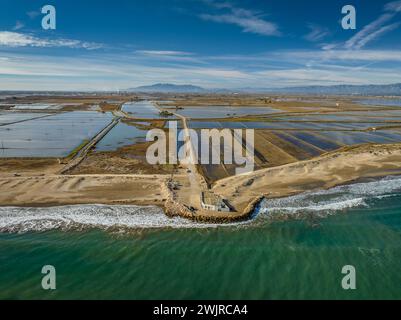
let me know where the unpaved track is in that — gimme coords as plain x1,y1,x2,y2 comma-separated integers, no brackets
0,173,180,207
165,107,208,209
60,117,121,174
0,113,59,127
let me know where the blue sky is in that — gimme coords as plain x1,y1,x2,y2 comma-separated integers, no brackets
1,0,401,90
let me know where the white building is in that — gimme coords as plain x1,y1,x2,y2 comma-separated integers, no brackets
200,191,230,212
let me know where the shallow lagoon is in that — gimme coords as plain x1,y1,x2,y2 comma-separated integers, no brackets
0,112,51,125
96,122,148,151
280,113,401,122
188,121,389,130
317,130,401,145
356,98,401,107
176,106,280,119
265,130,401,156
0,111,113,157
11,103,64,110
122,101,175,119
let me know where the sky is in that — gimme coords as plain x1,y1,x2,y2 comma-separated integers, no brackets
1,0,401,91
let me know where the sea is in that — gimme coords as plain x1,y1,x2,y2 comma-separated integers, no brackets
0,176,400,300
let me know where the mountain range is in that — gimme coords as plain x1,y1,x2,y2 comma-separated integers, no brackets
126,83,401,95
126,83,207,93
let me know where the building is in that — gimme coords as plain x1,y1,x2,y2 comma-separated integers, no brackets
200,191,230,212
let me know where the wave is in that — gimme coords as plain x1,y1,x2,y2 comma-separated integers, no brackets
257,176,401,217
1,176,401,233
0,204,247,233
261,197,367,214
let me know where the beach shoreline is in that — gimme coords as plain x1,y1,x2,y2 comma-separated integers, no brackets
1,143,401,223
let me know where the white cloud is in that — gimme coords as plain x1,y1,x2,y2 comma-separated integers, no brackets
136,50,192,56
0,32,102,50
200,7,280,36
0,52,255,90
26,10,40,19
191,68,249,78
255,66,401,86
321,43,338,50
1,48,401,90
12,21,25,31
342,1,401,50
304,23,330,42
345,13,396,49
317,1,401,51
134,49,205,64
354,22,400,49
278,49,401,63
385,0,401,12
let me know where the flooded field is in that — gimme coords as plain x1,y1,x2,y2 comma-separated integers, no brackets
197,127,401,183
273,113,401,122
3,95,401,181
338,110,401,117
356,98,401,107
10,103,72,110
174,106,280,119
95,121,148,151
0,112,51,125
188,120,391,130
0,111,113,157
122,101,176,119
186,108,401,183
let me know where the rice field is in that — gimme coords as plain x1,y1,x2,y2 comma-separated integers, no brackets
186,112,401,182
122,101,176,119
11,103,68,110
0,112,51,125
174,106,280,119
2,97,401,181
355,98,401,107
0,111,114,157
95,122,148,151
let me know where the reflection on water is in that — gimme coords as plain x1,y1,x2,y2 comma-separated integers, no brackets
95,122,148,151
0,111,113,157
188,115,401,181
188,120,396,130
11,103,64,110
176,106,280,119
0,112,50,125
357,98,401,107
122,101,175,119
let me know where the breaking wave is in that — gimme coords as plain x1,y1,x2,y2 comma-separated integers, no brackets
257,176,401,217
1,176,401,233
0,204,246,233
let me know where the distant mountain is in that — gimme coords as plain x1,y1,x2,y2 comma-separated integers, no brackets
270,83,401,96
127,83,206,93
125,83,401,95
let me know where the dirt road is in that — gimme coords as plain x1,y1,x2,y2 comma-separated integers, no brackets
60,117,121,174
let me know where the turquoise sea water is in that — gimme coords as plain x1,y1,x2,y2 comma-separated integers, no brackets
0,177,400,300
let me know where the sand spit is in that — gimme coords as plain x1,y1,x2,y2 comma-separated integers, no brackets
213,143,401,215
0,174,173,207
1,144,401,223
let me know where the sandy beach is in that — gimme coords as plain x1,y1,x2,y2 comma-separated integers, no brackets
213,143,401,214
1,143,401,222
0,173,176,207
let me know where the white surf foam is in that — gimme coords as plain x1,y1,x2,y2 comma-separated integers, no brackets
1,177,401,233
257,176,401,216
261,197,368,214
0,204,246,233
